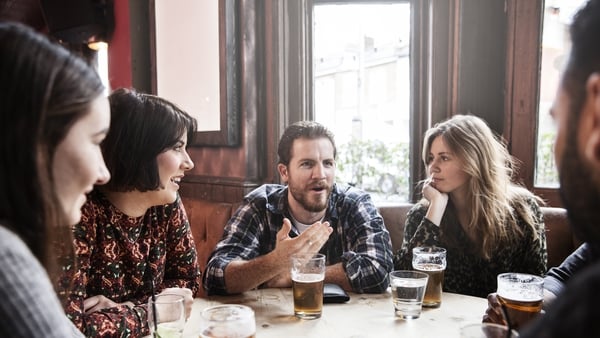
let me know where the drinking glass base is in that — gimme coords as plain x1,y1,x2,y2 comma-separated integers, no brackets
295,312,322,320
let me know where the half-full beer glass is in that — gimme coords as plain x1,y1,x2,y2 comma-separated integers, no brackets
291,253,326,319
412,246,446,308
496,272,544,331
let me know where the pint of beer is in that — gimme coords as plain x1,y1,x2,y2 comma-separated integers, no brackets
412,246,446,308
291,253,326,319
496,272,544,331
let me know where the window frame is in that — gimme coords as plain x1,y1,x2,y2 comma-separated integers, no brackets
280,0,560,206
282,0,458,202
504,0,561,207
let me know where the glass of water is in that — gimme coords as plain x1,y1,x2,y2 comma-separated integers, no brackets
389,270,429,319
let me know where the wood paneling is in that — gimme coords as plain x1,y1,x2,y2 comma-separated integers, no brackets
148,0,275,204
180,177,259,203
455,0,507,135
504,0,561,206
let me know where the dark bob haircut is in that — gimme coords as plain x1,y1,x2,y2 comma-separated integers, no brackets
103,88,197,192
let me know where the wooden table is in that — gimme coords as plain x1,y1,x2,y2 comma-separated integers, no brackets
182,288,488,338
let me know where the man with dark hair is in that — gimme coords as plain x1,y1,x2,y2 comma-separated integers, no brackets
520,0,600,336
204,121,393,295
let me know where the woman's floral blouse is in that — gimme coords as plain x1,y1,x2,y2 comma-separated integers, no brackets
60,190,201,337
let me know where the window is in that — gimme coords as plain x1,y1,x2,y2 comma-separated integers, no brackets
509,0,586,206
282,1,539,205
535,0,587,188
96,46,110,96
313,2,411,202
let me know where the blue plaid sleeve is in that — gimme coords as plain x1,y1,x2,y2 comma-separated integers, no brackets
203,203,266,295
339,194,394,293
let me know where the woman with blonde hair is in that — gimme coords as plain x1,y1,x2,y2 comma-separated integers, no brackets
393,114,547,298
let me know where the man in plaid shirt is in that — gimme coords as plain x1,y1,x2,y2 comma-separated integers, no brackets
204,121,393,295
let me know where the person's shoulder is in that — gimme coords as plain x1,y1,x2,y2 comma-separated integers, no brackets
332,183,371,201
152,196,179,222
0,224,40,268
244,184,286,201
397,202,427,225
0,225,26,251
510,186,543,208
407,202,428,215
579,242,600,260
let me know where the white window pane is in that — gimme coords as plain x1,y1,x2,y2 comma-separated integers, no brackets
314,2,411,203
535,0,587,187
97,47,109,96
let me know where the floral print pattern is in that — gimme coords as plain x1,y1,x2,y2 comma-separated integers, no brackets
59,190,201,337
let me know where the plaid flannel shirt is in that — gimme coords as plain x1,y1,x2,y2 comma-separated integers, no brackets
203,183,393,295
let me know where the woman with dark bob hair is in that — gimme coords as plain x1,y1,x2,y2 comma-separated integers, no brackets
60,88,201,337
0,22,110,337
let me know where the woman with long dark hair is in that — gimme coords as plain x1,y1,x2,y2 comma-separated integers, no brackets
0,22,111,337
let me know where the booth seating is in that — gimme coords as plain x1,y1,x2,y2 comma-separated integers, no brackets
182,197,578,298
377,204,580,269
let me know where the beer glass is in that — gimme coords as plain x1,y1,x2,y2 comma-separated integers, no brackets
496,272,544,331
389,270,429,319
199,304,256,338
290,253,326,319
147,294,185,338
412,246,446,308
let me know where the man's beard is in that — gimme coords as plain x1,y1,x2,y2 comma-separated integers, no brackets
288,181,332,213
559,129,600,248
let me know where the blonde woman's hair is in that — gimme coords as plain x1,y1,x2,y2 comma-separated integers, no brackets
420,114,543,259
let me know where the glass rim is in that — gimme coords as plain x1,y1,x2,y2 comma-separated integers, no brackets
497,272,544,284
389,269,429,279
290,253,326,260
201,304,255,321
412,246,446,254
151,293,185,304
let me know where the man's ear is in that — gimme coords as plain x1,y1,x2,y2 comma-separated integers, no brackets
277,163,289,183
584,73,600,166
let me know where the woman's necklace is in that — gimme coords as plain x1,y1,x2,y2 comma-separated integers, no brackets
122,215,144,243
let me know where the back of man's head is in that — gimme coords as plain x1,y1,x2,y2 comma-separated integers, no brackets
558,0,600,250
562,0,600,120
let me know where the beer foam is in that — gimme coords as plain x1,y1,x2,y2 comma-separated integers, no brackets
413,263,445,271
292,273,324,283
498,289,543,302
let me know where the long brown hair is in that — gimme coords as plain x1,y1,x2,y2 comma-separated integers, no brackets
0,22,104,276
420,115,544,259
